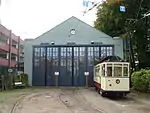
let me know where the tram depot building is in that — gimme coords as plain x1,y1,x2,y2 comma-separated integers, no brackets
24,16,125,86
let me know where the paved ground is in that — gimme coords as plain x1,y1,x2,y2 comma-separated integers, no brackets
0,87,150,113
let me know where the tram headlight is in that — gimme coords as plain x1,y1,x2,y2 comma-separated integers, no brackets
116,79,120,84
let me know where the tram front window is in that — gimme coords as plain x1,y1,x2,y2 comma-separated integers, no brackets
114,67,122,77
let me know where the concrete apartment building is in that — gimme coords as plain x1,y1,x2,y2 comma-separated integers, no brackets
0,24,24,74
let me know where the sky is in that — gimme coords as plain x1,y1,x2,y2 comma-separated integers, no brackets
0,0,102,39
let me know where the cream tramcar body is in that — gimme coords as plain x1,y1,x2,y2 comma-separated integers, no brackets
93,56,130,97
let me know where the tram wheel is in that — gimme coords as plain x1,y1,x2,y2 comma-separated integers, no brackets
99,89,105,97
118,93,126,98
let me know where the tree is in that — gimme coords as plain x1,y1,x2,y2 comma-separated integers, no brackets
94,1,127,37
94,0,150,70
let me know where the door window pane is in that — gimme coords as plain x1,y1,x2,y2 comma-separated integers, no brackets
52,48,58,66
61,48,67,66
106,47,113,56
34,48,40,67
101,47,106,57
88,47,94,66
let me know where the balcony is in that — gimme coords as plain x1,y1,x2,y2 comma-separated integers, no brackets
0,50,18,67
10,60,18,67
0,57,8,66
11,40,19,55
19,57,24,63
11,46,18,55
0,57,17,67
0,43,18,55
0,41,19,55
0,42,9,52
20,53,24,57
11,33,19,43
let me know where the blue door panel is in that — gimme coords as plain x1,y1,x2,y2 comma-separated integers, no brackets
73,66,86,86
46,47,59,86
59,66,72,86
59,47,73,86
33,67,45,86
87,66,94,86
78,66,86,86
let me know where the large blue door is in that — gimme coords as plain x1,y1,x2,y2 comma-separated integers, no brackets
33,45,114,86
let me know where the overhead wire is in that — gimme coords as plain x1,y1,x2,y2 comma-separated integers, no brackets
70,1,99,39
68,0,88,39
69,1,102,40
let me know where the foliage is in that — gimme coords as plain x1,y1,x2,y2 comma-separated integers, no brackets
21,73,29,87
0,75,13,90
0,73,29,91
94,1,127,37
0,66,9,75
94,0,150,70
14,73,29,87
131,70,150,92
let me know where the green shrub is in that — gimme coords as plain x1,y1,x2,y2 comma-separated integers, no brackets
0,75,13,90
131,69,150,92
14,73,29,87
21,73,29,87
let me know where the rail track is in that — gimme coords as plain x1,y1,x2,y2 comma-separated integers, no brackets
10,89,42,113
11,88,106,113
75,88,106,113
58,88,105,113
58,88,75,113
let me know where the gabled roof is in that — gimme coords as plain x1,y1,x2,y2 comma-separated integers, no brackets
35,16,112,39
71,16,112,38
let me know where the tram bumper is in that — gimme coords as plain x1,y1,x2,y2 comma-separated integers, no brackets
102,89,130,96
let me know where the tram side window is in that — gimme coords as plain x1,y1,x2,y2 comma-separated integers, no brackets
101,64,105,76
95,67,100,77
107,65,112,77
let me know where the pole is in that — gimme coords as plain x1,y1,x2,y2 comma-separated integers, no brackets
0,0,1,24
55,72,59,87
85,72,89,88
85,75,88,88
55,75,58,87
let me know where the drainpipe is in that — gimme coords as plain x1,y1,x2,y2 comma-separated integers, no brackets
8,30,12,69
17,36,20,71
8,30,13,89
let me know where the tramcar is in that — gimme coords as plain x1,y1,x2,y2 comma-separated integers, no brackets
93,56,130,97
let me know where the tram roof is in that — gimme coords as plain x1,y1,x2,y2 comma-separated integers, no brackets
99,56,126,63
